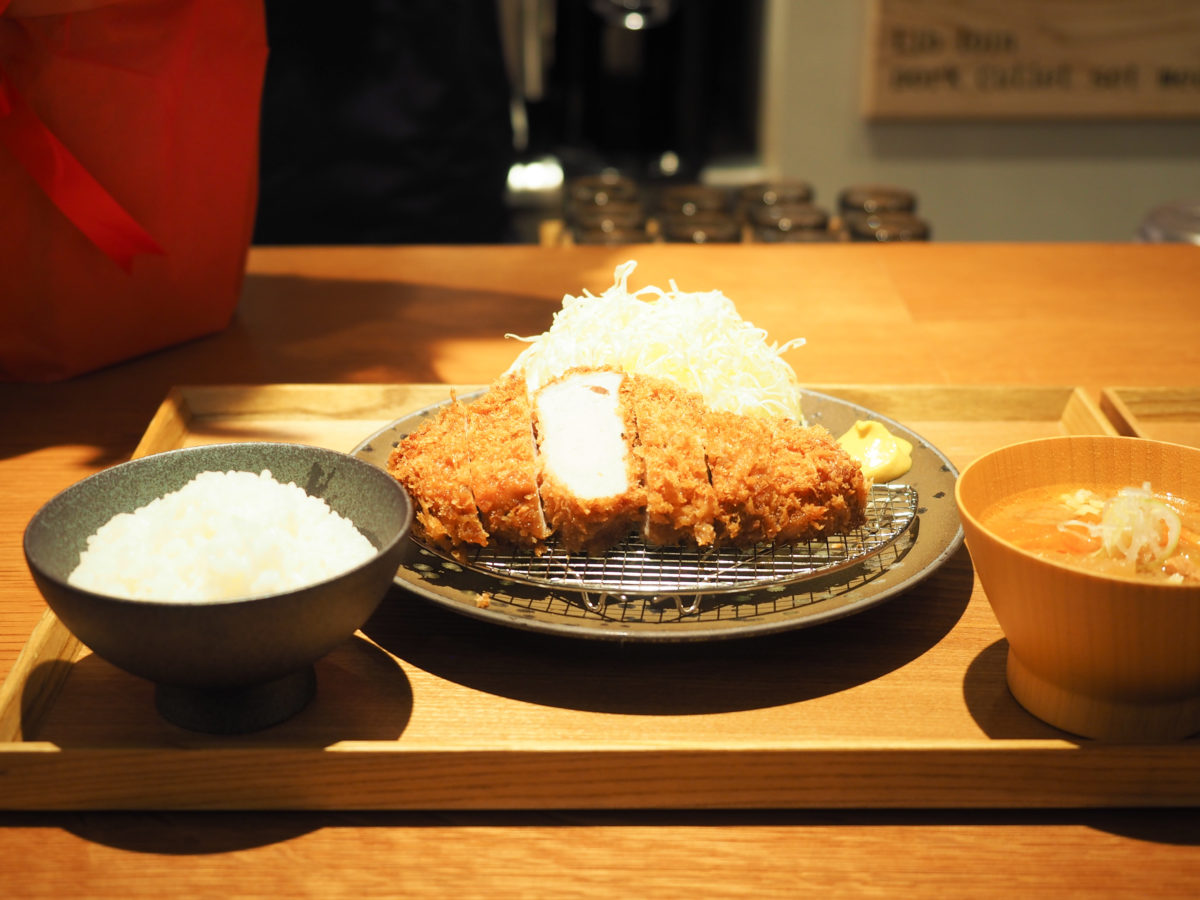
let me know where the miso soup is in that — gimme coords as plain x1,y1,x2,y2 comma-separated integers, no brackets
981,482,1200,584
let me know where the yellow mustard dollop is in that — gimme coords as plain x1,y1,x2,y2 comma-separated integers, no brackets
837,420,913,483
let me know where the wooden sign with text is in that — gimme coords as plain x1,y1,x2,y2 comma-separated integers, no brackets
863,0,1200,119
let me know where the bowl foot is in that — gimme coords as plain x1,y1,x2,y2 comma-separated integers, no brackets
155,666,317,734
1006,649,1200,742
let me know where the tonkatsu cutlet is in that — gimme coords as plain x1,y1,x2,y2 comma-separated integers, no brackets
704,409,868,547
387,392,488,555
387,367,869,557
764,418,869,543
534,368,644,554
466,373,551,549
702,410,776,546
623,374,717,547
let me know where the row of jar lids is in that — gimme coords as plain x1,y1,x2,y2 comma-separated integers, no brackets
564,176,931,243
568,176,919,214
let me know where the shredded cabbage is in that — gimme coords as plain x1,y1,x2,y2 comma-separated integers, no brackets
1059,482,1182,568
1099,483,1181,566
504,261,805,419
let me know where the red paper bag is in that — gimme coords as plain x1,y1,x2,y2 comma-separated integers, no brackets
0,0,267,381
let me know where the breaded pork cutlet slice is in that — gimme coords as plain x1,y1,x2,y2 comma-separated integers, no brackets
758,420,869,544
534,368,645,554
623,374,717,547
387,393,488,556
703,410,776,546
703,411,868,547
465,373,552,550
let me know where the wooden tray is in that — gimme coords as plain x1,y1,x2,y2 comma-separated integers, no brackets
1100,387,1200,448
4,383,1198,811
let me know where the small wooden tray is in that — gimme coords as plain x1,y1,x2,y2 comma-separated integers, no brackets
1100,387,1200,448
6,383,1198,812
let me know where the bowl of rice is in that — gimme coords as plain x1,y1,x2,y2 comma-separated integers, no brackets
24,442,412,734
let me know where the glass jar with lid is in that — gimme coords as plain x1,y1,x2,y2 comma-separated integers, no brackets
660,210,742,243
844,211,931,242
749,202,830,242
740,179,815,211
572,200,648,244
568,173,640,209
657,184,732,218
838,183,918,216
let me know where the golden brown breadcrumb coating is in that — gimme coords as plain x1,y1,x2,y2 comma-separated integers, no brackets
704,410,867,547
702,410,776,546
623,374,718,547
760,418,869,543
466,373,551,549
387,392,488,556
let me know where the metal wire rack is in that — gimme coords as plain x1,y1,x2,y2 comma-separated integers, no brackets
422,483,917,613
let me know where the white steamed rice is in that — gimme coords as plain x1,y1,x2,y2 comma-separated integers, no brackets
68,469,376,601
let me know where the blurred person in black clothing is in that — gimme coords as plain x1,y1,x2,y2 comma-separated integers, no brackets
254,1,514,244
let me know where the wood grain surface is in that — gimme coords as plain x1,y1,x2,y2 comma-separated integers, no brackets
1102,386,1200,449
2,244,1199,896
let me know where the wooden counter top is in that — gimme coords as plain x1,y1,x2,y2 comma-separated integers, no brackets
2,243,1199,897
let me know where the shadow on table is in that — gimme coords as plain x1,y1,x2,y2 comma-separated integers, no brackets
960,639,1074,740
362,545,977,716
23,803,1200,856
54,810,320,854
26,634,414,748
964,638,1200,747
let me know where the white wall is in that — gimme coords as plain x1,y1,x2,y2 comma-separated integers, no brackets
759,1,1200,241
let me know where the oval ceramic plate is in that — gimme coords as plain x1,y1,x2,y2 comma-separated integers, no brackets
352,389,963,642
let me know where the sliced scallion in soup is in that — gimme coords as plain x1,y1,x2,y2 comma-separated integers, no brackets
980,482,1200,584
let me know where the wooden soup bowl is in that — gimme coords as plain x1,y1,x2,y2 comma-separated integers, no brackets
955,435,1200,742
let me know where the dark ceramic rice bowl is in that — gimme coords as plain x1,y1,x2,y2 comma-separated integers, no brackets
23,442,412,733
